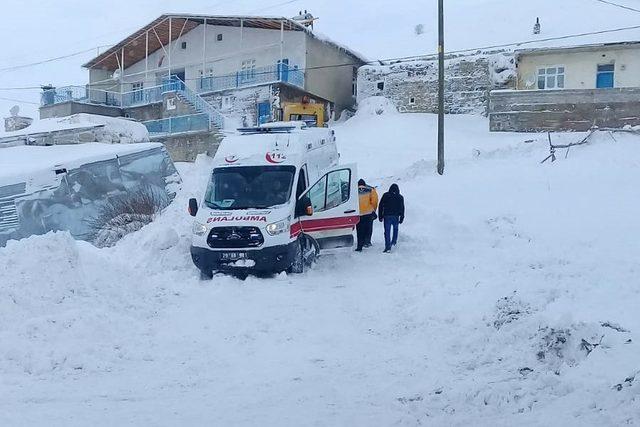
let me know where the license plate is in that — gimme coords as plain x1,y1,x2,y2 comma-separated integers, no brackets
221,252,247,260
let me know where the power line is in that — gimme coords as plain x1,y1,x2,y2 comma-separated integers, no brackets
594,0,640,13
1,22,640,92
0,45,112,73
0,96,39,105
250,0,302,13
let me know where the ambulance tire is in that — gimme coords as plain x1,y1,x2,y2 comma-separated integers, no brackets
199,269,214,280
287,238,305,274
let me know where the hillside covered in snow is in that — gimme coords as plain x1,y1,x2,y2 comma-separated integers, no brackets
1,103,639,425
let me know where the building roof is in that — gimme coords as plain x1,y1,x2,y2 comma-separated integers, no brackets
515,40,640,57
83,14,366,72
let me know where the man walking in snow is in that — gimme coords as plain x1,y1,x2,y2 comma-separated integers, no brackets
378,183,405,253
355,179,379,251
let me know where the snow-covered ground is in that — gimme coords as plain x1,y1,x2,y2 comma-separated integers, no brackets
1,107,639,426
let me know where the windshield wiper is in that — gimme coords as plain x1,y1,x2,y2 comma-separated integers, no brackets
204,201,225,209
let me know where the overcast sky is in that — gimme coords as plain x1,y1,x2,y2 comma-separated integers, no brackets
1,0,638,119
0,0,430,118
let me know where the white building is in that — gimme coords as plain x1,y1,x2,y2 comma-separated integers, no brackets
41,15,366,131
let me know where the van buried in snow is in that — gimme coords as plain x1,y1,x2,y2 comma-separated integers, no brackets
0,142,180,247
189,122,359,277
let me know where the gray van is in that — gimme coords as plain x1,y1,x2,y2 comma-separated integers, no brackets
0,142,181,246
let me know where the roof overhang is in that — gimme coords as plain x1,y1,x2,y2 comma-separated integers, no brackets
83,14,310,72
515,40,640,58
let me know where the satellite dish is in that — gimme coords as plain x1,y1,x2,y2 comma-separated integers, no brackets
9,105,20,117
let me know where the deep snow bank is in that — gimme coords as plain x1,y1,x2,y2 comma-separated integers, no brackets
1,113,639,426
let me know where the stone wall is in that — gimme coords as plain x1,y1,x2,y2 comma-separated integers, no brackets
123,103,163,122
357,52,515,115
39,101,122,119
489,88,640,132
202,86,272,127
4,116,33,132
155,130,222,162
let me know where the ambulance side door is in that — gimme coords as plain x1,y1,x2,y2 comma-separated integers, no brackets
296,163,359,251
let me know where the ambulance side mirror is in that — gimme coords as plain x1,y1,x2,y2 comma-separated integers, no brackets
188,198,198,217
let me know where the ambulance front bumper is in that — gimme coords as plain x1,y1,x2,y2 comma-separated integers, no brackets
190,243,297,273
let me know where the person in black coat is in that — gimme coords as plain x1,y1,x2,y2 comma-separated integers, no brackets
377,183,405,253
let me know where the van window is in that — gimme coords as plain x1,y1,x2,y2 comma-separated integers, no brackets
308,175,327,212
307,168,351,213
326,169,350,209
205,166,295,210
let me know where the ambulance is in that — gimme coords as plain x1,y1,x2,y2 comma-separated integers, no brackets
188,122,359,277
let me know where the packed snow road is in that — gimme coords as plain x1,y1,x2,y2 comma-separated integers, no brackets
1,108,639,426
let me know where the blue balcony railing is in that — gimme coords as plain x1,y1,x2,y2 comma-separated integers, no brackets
41,63,304,109
198,63,304,93
143,113,210,136
41,83,166,108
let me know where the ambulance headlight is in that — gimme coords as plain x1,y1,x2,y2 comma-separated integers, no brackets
266,217,290,236
192,221,208,236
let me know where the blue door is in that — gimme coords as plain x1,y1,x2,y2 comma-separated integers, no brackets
278,59,289,83
258,102,271,125
596,64,614,88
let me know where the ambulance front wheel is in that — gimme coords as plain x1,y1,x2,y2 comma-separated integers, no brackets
287,238,305,274
199,269,214,280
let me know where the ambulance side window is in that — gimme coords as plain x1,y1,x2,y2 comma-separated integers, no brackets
325,169,350,210
306,168,350,213
308,175,327,212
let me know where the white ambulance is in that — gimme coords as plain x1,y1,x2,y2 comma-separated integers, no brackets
189,122,359,277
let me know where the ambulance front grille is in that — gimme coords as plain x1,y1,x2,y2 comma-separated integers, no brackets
207,226,264,249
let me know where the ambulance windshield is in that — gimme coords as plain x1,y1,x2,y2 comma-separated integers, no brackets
205,166,295,210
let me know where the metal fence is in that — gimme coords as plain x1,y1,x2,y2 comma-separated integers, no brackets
41,83,166,108
143,113,210,136
41,63,304,108
198,63,304,93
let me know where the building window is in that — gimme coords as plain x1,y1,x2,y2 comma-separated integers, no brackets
377,81,385,91
132,82,144,103
537,66,565,90
217,33,223,42
241,59,256,82
596,63,615,88
181,41,187,50
409,97,415,104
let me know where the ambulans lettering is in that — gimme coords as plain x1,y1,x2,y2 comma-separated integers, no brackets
207,215,268,223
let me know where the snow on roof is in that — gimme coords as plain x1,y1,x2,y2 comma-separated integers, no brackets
214,125,333,167
0,142,163,186
0,113,149,143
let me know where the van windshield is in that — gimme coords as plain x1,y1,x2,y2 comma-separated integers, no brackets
204,166,296,210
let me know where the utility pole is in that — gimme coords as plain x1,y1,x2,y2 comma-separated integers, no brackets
437,0,445,175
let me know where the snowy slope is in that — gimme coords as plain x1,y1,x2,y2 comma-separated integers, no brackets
1,107,639,425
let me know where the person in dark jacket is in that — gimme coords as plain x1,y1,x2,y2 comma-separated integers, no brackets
378,183,405,253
